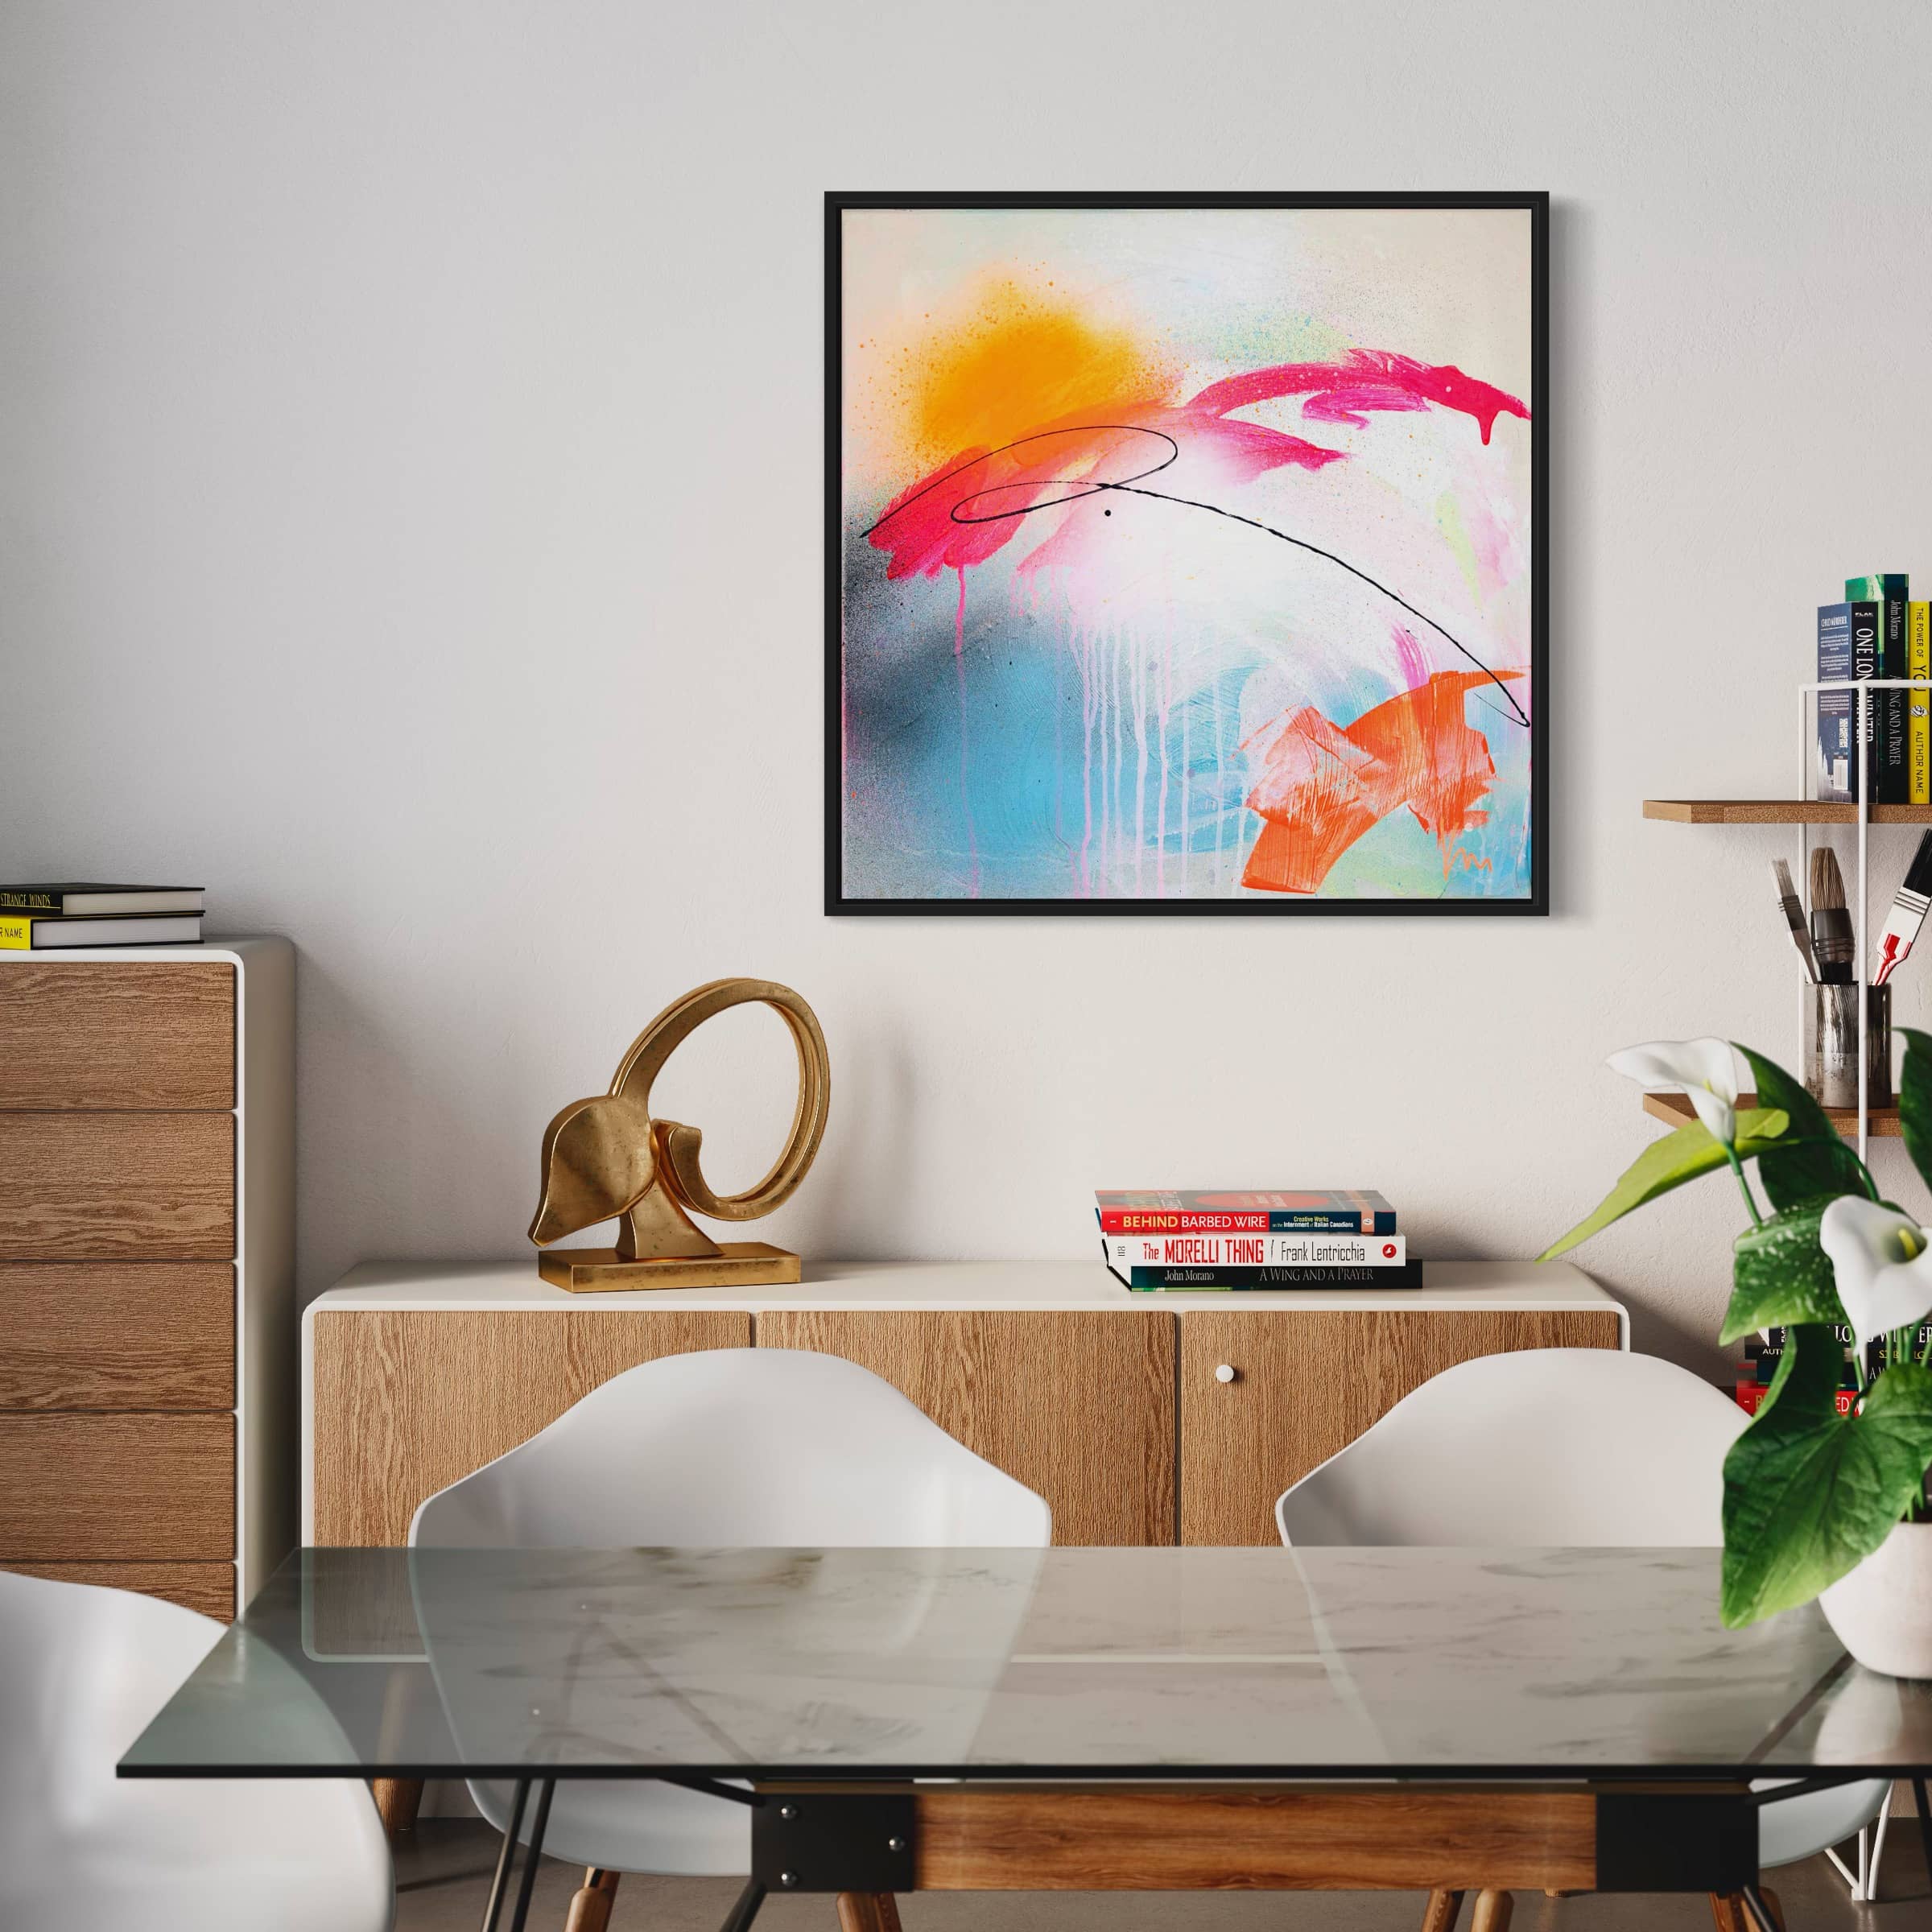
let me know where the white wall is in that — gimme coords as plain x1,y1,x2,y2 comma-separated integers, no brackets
6,0,1929,1371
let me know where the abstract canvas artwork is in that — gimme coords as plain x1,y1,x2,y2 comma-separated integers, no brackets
828,193,1546,914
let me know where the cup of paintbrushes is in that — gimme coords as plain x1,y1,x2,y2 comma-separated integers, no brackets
1804,982,1892,1109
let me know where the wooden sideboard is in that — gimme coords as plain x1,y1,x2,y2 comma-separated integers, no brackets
306,1259,1625,1550
0,940,295,1619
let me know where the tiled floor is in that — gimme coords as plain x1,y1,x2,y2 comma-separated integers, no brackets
393,1821,1926,1932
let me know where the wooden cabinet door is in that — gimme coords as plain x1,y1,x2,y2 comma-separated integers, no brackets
310,1308,751,1545
1179,1308,1623,1546
756,1310,1175,1546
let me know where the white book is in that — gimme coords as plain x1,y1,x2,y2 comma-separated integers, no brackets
1107,1232,1406,1269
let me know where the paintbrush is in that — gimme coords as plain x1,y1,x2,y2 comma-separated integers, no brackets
1810,846,1856,985
1874,828,1932,985
1772,858,1820,981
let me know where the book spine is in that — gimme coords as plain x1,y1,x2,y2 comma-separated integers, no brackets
1106,1233,1406,1267
1885,579,1910,800
1114,1261,1423,1290
1734,1381,1856,1417
1911,602,1930,806
1818,604,1855,802
0,917,31,951
1096,1209,1397,1233
1852,601,1882,800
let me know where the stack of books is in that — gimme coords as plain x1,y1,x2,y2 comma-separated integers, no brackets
1734,1323,1887,1417
1096,1189,1417,1290
1816,572,1930,803
0,883,205,950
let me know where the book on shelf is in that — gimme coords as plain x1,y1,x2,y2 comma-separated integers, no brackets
1111,1260,1423,1290
0,882,204,915
1094,1188,1396,1234
0,914,203,950
1817,603,1857,802
1848,574,1910,803
1736,1381,1857,1418
1105,1232,1406,1269
1913,601,1932,806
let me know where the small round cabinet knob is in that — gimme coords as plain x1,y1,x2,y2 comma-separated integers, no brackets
1214,1363,1237,1384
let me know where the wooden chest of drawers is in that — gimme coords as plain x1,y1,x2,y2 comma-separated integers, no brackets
0,941,294,1619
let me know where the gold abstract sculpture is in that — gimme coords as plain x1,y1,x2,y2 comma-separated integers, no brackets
529,977,829,1292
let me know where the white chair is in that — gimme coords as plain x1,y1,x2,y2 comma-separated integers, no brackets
1275,1348,1892,1922
411,1346,1051,1930
0,1569,394,1932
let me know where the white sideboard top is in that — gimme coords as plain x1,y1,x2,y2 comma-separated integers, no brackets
311,1257,1626,1335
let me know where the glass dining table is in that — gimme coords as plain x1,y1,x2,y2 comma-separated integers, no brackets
122,1545,1932,1932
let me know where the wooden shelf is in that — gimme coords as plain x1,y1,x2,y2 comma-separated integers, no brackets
1644,799,1932,824
1642,1090,1900,1138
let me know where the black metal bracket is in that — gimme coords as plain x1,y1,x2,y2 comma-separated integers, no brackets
752,1791,919,1894
1594,1788,1758,1893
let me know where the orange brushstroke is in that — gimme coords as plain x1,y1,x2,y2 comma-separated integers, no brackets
1241,670,1524,894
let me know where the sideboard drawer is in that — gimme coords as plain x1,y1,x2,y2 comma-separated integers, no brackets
310,1307,753,1544
0,1414,234,1558
755,1309,1177,1546
0,1263,233,1410
0,1113,234,1258
0,962,233,1109
1179,1307,1625,1546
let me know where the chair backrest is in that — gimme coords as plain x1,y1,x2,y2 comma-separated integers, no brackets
1276,1348,1748,1546
0,1570,392,1929
411,1347,1052,1549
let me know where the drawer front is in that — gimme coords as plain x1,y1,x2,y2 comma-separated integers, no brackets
0,1263,233,1409
0,1113,234,1258
0,1414,233,1558
311,1308,753,1545
755,1309,1178,1546
1179,1308,1624,1546
0,962,234,1109
1,1558,235,1621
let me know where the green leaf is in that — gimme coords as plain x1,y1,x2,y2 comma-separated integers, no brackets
1736,1043,1877,1208
1540,1108,1789,1260
1897,1028,1932,1204
1721,1333,1932,1626
1719,1199,1850,1344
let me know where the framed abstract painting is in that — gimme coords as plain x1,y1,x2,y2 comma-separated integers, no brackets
827,192,1546,915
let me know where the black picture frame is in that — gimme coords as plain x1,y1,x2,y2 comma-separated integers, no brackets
826,190,1548,918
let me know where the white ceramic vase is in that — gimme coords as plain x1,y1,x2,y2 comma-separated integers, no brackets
1820,1519,1932,1677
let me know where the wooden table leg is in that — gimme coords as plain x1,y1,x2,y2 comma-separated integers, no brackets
1421,1889,1465,1932
836,1894,904,1932
1470,1891,1513,1932
374,1777,423,1839
565,1869,621,1932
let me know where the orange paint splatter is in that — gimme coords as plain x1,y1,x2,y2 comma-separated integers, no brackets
1241,671,1523,894
888,279,1177,471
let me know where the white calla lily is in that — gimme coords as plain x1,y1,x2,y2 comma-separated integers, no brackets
1607,1037,1742,1147
1819,1196,1932,1356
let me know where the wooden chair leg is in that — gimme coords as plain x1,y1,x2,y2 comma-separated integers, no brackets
1710,1891,1783,1932
372,1777,424,1839
836,1895,904,1932
1421,1889,1465,1932
1469,1891,1513,1932
564,1870,621,1932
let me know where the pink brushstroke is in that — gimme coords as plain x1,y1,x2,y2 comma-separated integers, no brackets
1187,349,1530,446
865,349,1526,586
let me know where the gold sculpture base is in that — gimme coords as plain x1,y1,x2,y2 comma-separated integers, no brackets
536,1241,802,1294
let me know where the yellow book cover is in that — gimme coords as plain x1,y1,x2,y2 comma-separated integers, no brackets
0,917,33,950
1912,601,1931,806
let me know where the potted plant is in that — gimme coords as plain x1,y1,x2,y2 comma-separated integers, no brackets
1546,1030,1932,1673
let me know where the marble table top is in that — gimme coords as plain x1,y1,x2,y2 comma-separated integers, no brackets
121,1545,1932,1780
